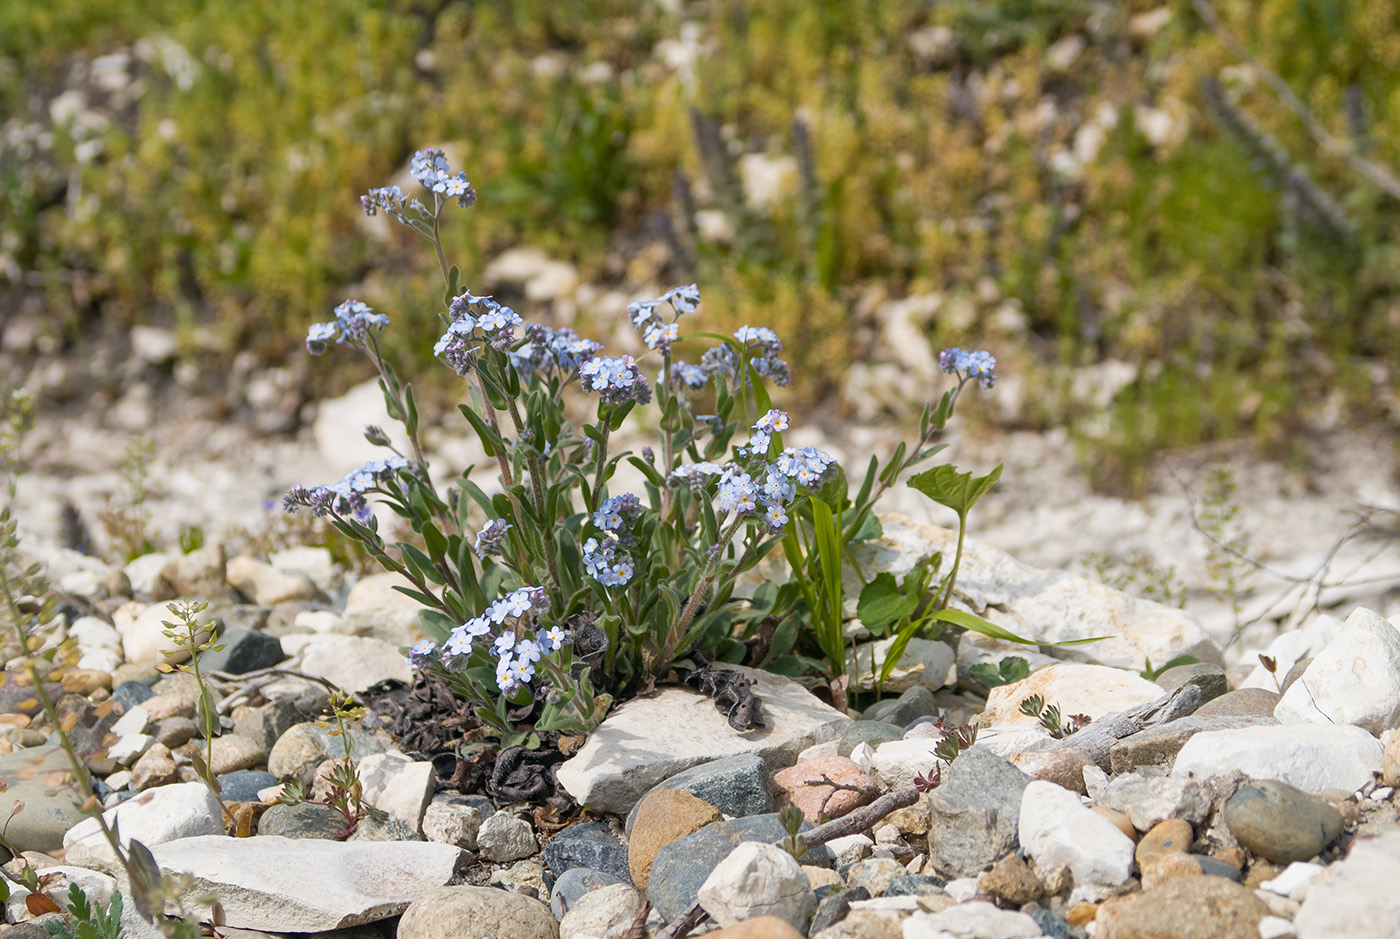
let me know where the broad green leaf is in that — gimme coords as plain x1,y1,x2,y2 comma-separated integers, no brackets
856,572,920,630
419,609,457,643
907,463,1003,519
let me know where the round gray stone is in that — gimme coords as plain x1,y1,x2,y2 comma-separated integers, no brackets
838,720,904,758
1225,779,1344,863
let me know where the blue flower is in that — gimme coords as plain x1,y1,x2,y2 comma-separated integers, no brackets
764,503,789,532
474,519,512,558
539,625,568,653
583,536,634,587
580,355,653,405
716,471,759,515
408,639,438,669
284,456,410,518
939,347,997,389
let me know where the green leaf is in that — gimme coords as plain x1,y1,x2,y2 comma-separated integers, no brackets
444,265,460,307
419,609,457,643
856,572,920,630
907,463,1003,520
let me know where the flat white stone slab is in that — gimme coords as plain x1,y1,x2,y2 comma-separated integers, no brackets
556,665,850,814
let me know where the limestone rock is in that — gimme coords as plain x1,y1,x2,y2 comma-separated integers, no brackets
981,663,1167,730
1274,607,1400,734
154,836,463,932
1172,723,1382,794
697,842,816,931
477,812,538,863
297,635,411,694
1294,830,1400,938
1019,780,1135,887
1096,876,1270,939
65,783,224,874
557,665,849,814
358,752,435,833
558,883,640,939
925,747,1031,879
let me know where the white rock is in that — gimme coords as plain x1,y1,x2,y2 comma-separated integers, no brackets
981,663,1166,730
111,704,151,738
298,635,411,694
1294,830,1400,939
476,812,537,863
268,546,339,592
560,882,642,939
71,615,122,651
1241,615,1346,691
867,738,952,790
973,726,1061,759
1095,773,1211,831
5,867,116,923
147,835,461,932
335,571,427,646
131,325,178,365
422,800,481,849
902,900,1043,939
358,752,435,833
556,665,850,814
1261,862,1326,902
697,841,815,931
1274,608,1400,734
295,610,342,634
1019,779,1135,887
524,259,580,304
64,783,224,874
943,877,980,902
123,553,173,597
796,740,840,763
313,379,412,478
107,732,155,765
1172,723,1383,793
1258,915,1296,939
846,637,956,692
227,556,316,606
849,515,1221,672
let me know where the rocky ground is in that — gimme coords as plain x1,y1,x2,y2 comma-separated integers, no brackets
4,336,1400,939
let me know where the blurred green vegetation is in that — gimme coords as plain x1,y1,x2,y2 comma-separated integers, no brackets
3,0,1399,491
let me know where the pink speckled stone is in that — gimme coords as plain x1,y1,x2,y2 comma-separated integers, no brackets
773,756,877,824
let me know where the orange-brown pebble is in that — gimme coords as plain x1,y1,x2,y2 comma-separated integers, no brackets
1092,805,1137,841
1141,852,1204,889
1067,901,1099,926
1136,818,1194,867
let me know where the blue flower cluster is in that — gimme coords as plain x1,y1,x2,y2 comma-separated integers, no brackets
434,291,524,373
283,456,410,517
673,410,835,534
938,348,997,389
474,518,513,558
305,300,390,355
409,148,477,207
359,185,426,223
409,586,565,693
361,149,475,224
580,355,652,405
510,324,603,380
582,493,644,587
700,325,791,387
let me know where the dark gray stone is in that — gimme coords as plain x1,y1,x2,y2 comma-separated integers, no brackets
154,716,198,749
837,720,904,758
1032,908,1073,939
549,867,624,919
257,801,346,839
1154,663,1228,703
809,886,869,935
1224,780,1344,864
646,814,832,921
863,686,939,727
624,753,772,835
111,679,156,715
1109,715,1277,774
542,821,629,882
1196,688,1281,720
198,627,284,675
217,769,279,803
925,746,1031,879
1195,854,1242,881
883,874,946,897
